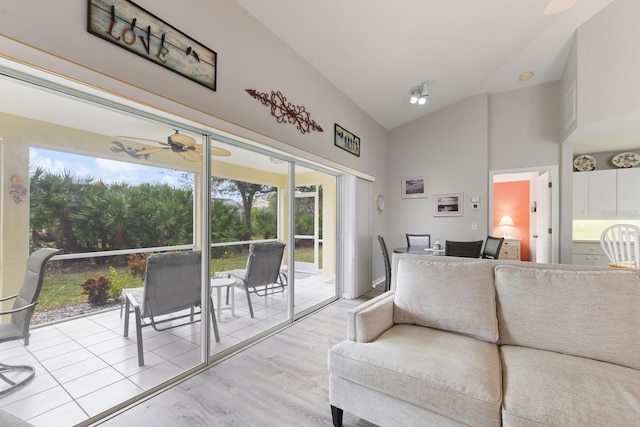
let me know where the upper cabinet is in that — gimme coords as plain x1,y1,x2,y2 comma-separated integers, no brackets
573,168,640,219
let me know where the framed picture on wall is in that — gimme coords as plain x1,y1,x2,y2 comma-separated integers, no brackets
334,124,360,157
434,193,463,216
401,176,428,199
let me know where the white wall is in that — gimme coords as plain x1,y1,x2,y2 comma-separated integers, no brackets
576,0,640,127
385,94,490,257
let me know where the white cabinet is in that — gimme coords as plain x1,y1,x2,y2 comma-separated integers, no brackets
572,242,610,267
616,167,640,217
573,168,640,219
499,238,521,261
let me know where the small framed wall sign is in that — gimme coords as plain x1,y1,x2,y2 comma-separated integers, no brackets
401,176,427,199
334,124,360,157
434,193,463,216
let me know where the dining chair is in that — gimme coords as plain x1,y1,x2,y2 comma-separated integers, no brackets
481,236,504,259
377,236,392,292
444,240,484,258
406,233,431,248
600,224,640,268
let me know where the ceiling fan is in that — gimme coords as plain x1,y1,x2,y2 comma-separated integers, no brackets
544,0,577,15
112,130,231,162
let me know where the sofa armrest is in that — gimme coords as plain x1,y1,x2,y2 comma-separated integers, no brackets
347,291,395,343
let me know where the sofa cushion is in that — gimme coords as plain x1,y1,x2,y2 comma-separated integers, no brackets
329,324,502,427
501,345,640,426
393,259,498,342
495,265,640,370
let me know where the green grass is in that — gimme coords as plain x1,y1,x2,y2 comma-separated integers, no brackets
37,247,319,311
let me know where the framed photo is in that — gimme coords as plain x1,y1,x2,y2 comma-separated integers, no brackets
401,176,428,199
434,193,463,216
334,124,360,157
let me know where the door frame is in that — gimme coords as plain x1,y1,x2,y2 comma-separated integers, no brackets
489,165,559,263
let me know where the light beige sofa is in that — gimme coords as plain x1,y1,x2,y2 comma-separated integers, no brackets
328,254,640,426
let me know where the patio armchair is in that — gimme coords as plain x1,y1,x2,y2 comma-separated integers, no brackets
0,247,62,396
227,242,287,318
123,250,219,366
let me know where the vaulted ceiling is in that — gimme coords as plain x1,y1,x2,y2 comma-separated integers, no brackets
233,0,614,131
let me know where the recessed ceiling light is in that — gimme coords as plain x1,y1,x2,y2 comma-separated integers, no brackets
519,71,534,82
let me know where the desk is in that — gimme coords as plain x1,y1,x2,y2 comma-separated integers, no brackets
394,246,445,255
211,277,236,321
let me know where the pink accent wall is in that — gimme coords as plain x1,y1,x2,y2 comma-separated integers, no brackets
493,181,530,261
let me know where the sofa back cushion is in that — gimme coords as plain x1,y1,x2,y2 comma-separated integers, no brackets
495,265,640,370
393,259,498,342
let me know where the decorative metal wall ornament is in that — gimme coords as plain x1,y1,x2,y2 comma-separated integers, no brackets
246,89,324,134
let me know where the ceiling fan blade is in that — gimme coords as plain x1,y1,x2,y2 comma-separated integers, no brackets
192,145,231,157
180,150,203,162
544,0,577,15
212,146,231,157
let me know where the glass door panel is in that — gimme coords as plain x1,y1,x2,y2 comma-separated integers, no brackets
208,140,291,357
293,164,338,318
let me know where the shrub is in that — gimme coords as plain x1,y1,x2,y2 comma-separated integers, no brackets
108,266,124,300
126,253,148,278
81,275,111,305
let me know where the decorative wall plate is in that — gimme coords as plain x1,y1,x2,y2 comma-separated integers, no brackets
573,154,596,171
612,152,640,168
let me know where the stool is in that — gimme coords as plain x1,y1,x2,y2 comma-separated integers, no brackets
210,277,236,321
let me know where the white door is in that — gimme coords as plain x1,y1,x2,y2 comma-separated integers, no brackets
535,172,551,263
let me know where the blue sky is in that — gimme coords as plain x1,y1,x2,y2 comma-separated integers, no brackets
30,148,188,188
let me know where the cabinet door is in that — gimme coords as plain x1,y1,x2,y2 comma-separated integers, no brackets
588,170,616,217
573,172,589,218
617,168,640,218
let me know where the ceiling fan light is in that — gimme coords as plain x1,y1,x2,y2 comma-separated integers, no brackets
409,93,419,104
418,96,427,105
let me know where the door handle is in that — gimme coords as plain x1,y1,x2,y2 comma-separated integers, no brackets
532,235,538,239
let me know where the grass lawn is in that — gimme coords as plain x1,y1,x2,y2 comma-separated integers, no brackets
38,247,319,311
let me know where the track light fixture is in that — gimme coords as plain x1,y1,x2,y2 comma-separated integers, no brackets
409,83,429,105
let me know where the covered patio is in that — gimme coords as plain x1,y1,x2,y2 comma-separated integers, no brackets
0,272,334,426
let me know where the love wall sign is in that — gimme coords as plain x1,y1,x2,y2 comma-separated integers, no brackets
88,0,217,90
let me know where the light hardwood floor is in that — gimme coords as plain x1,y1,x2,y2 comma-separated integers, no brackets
95,290,382,427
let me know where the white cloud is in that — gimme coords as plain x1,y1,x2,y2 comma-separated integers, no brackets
30,148,186,188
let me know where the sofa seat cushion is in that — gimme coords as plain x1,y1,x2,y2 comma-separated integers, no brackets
501,345,640,426
329,324,502,427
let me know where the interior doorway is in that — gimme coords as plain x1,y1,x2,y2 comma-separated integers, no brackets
489,166,559,263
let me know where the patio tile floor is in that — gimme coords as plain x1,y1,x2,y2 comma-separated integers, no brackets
0,273,335,426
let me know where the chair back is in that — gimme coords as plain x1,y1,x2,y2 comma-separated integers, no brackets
600,224,640,268
142,251,202,318
406,233,431,248
377,236,392,292
244,242,286,289
445,240,484,258
482,236,504,259
11,248,62,339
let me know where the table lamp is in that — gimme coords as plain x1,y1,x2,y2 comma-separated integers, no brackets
499,215,514,238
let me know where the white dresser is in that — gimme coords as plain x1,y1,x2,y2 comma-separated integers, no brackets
499,238,521,261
